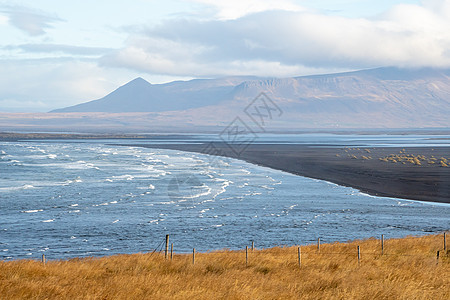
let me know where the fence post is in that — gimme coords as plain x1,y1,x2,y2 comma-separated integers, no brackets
42,254,46,265
318,238,321,253
251,240,255,251
170,243,173,261
444,233,447,251
298,247,301,268
165,235,169,259
193,248,195,265
246,246,248,266
381,234,384,255
357,246,361,266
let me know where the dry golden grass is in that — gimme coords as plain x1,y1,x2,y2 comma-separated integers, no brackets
1,234,449,299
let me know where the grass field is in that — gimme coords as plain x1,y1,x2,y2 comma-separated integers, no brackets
1,233,448,299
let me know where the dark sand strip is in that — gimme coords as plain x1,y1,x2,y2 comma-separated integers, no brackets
131,143,450,204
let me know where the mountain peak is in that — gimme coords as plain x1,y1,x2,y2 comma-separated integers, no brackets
126,77,151,86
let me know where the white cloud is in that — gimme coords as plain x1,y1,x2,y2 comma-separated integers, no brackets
0,59,132,112
0,14,8,25
0,5,62,36
187,0,305,20
101,0,450,78
6,43,112,56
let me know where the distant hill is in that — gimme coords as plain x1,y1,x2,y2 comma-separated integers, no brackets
51,76,257,113
3,67,450,131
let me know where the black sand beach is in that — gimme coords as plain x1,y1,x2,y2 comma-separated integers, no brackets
133,143,450,204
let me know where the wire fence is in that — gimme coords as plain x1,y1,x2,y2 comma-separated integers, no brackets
137,233,448,267
34,232,448,266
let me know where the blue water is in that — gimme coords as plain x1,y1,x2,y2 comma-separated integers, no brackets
0,135,449,260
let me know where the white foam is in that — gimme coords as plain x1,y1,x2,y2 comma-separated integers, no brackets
158,201,176,205
109,174,134,181
22,209,43,213
261,185,274,190
63,178,83,185
137,184,155,190
112,219,119,223
1,184,36,192
42,219,54,223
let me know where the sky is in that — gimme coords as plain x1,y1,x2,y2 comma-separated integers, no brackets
1,0,449,112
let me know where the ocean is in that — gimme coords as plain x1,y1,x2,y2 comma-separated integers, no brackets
0,134,449,260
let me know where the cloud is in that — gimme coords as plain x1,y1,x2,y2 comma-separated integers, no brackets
0,5,62,36
187,0,304,20
0,58,133,112
5,44,112,56
0,14,8,25
101,0,450,77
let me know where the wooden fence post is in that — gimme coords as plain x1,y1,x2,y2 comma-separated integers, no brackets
357,246,361,266
444,233,446,251
170,243,173,261
251,241,255,251
246,246,248,266
165,235,169,259
381,234,384,255
436,251,440,265
42,254,46,264
298,247,301,268
193,248,195,265
318,238,321,253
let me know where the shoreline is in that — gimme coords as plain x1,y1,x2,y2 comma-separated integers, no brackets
125,143,450,204
1,132,448,203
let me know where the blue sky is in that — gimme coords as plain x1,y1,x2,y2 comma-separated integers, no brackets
0,0,448,112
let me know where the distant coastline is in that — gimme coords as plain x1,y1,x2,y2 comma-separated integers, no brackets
1,132,449,204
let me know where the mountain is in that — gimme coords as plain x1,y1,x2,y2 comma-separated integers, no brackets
4,67,450,131
51,76,257,113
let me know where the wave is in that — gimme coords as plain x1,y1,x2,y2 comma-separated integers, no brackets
0,184,35,192
110,174,134,181
21,209,43,213
63,178,83,185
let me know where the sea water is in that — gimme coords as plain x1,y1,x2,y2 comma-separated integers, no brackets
0,138,449,260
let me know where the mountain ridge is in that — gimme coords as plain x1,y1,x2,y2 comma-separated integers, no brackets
46,67,450,129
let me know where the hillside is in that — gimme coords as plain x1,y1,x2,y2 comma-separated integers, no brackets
51,76,256,113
